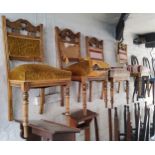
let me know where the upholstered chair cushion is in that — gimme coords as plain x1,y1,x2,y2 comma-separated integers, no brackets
91,60,110,70
10,64,71,81
109,67,130,80
127,65,150,76
65,59,110,78
88,70,109,78
65,59,92,76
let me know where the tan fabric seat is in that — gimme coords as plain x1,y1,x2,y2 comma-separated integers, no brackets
65,59,92,76
91,60,110,70
10,64,71,81
127,65,150,77
109,67,130,80
65,59,110,77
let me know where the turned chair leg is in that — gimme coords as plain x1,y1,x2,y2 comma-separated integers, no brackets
148,84,152,97
39,88,45,114
100,81,104,100
77,82,81,102
126,80,129,104
104,81,108,108
8,85,13,121
60,86,65,106
94,116,99,141
132,87,136,103
153,82,155,105
82,80,87,115
101,81,108,108
110,79,114,108
22,90,29,138
89,81,93,102
138,76,142,100
65,85,70,115
117,82,121,93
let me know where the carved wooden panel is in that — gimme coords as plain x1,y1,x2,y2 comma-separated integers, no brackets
117,42,127,64
6,18,41,34
86,36,104,60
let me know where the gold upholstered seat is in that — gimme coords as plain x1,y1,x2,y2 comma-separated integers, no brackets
10,64,71,81
65,59,109,77
65,60,91,76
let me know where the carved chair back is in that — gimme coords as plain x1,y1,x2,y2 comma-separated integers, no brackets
55,26,81,68
86,36,104,61
143,57,151,69
2,16,44,74
131,55,139,65
152,58,155,77
117,42,127,64
143,57,151,77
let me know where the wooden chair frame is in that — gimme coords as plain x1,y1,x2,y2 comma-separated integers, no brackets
2,16,71,138
85,36,108,105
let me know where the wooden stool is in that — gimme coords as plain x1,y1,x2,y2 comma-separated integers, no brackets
67,109,99,141
17,120,80,141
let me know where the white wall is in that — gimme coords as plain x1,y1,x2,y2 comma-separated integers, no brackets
0,13,153,140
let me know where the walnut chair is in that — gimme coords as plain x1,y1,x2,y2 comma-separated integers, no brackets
85,36,110,105
2,16,71,138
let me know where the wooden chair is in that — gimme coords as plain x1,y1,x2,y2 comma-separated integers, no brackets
85,36,110,104
2,16,71,138
142,57,155,104
109,42,130,108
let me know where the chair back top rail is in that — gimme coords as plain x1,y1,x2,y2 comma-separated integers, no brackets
55,26,81,68
86,36,104,61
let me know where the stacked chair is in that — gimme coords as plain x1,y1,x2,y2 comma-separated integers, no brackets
142,57,155,104
127,55,150,102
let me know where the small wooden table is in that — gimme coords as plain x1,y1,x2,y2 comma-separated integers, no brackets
17,120,80,141
66,109,99,141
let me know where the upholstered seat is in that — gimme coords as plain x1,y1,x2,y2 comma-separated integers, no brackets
127,65,150,76
109,67,130,80
65,59,109,78
10,64,71,81
65,60,91,76
91,60,110,70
